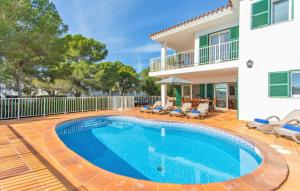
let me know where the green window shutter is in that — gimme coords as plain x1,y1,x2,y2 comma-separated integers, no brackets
174,85,182,106
206,84,214,100
251,0,270,29
230,26,239,59
199,35,208,48
230,26,239,40
206,84,214,106
199,35,209,64
292,0,294,19
269,72,290,97
199,84,206,99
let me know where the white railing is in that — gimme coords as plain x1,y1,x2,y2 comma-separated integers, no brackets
134,96,161,106
0,96,142,120
150,57,161,72
165,50,194,70
150,50,194,72
149,40,239,72
198,40,239,64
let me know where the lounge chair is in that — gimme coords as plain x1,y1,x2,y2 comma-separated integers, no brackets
169,102,192,117
276,124,300,143
246,110,300,133
186,103,209,119
152,102,174,114
140,101,161,113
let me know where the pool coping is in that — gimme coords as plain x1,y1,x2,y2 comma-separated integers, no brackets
45,114,289,191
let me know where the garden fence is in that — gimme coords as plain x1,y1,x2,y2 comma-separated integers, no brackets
0,96,160,120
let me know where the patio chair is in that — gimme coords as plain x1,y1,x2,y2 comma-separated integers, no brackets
276,124,300,144
186,103,209,119
169,102,192,117
140,101,161,113
246,110,300,134
152,102,174,114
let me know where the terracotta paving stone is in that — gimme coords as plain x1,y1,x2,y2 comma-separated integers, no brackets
0,109,298,190
180,184,205,191
156,183,181,191
202,183,228,191
102,176,136,191
130,180,157,191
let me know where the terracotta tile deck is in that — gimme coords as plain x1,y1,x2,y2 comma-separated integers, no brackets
0,109,298,191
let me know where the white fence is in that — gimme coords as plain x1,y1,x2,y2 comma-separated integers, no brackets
134,96,161,106
0,96,160,120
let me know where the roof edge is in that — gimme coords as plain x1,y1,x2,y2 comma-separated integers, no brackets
150,0,233,39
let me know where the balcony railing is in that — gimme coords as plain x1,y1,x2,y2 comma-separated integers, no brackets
150,40,239,72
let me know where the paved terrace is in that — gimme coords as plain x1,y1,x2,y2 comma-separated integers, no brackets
0,109,299,191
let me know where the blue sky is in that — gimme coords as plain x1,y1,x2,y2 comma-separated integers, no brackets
51,0,228,72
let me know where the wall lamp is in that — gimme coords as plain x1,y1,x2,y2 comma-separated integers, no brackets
246,59,254,68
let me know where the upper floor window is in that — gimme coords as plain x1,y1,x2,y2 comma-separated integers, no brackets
251,0,294,29
269,70,300,98
272,0,290,24
291,71,300,98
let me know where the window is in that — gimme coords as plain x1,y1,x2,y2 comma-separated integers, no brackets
251,0,270,29
269,71,290,97
291,71,300,98
269,70,300,98
182,85,191,98
251,0,293,29
209,30,230,62
272,0,290,24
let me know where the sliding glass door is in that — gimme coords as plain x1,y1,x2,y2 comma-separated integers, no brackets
210,31,230,63
215,83,228,110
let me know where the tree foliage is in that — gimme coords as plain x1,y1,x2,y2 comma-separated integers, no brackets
0,0,67,97
32,34,109,96
64,34,108,63
139,68,160,96
0,0,153,97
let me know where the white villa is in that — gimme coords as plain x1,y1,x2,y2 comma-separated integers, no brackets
149,0,300,120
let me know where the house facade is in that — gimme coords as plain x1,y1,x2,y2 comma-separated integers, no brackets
149,0,300,120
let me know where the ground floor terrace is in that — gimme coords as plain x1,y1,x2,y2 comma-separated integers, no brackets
0,109,298,191
157,68,238,112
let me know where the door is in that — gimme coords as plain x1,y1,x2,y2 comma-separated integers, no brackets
228,83,237,109
182,85,192,98
215,83,228,110
210,31,230,62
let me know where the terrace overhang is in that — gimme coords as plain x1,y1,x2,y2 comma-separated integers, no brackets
150,0,239,51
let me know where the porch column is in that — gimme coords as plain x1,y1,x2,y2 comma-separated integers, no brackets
161,84,167,106
161,43,167,70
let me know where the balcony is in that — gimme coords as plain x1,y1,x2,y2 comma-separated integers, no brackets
150,40,239,72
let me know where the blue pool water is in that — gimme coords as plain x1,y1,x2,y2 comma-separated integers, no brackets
56,116,262,184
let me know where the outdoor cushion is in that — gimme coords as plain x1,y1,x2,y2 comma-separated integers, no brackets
254,118,269,124
174,108,181,112
154,107,163,111
191,110,201,114
143,105,150,109
282,124,300,132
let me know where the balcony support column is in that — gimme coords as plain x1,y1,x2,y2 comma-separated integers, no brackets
161,43,167,70
161,84,167,106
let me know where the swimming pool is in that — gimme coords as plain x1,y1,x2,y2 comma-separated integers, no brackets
56,116,262,184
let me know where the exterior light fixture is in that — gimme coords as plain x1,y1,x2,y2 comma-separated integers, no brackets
246,59,254,68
